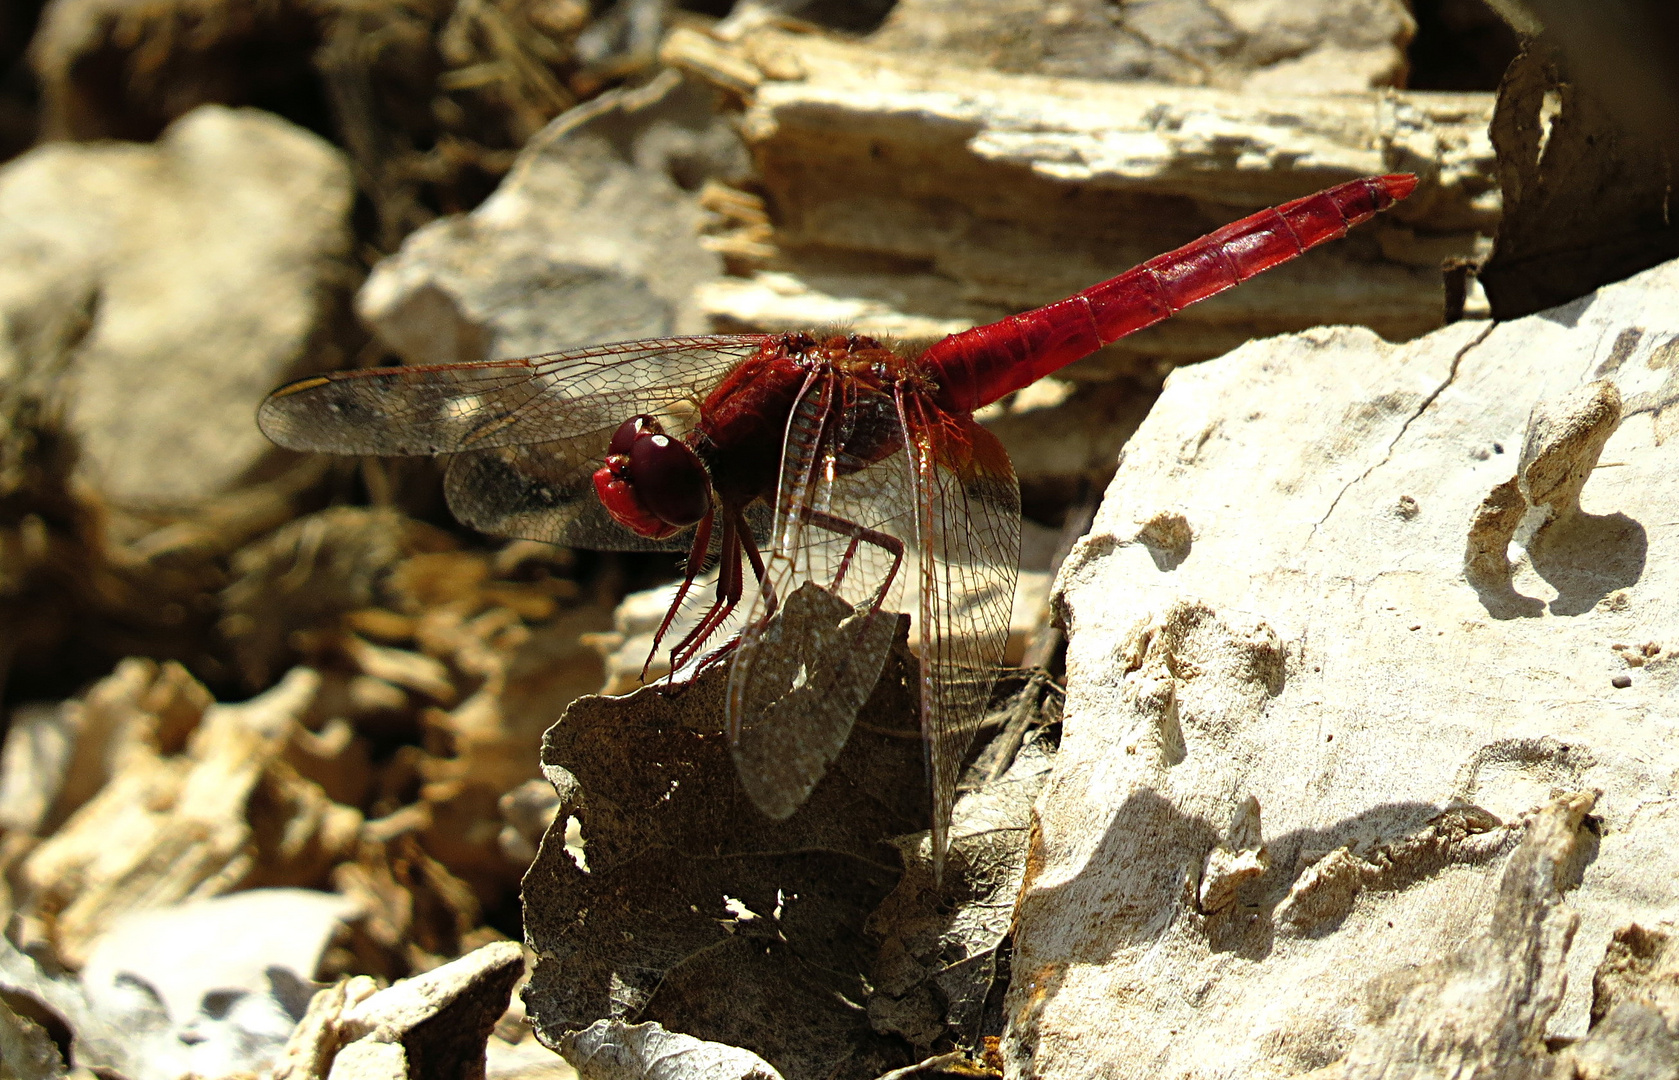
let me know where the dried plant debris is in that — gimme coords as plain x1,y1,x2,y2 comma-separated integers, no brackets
525,605,1064,1080
0,501,609,975
524,638,931,1080
29,0,615,250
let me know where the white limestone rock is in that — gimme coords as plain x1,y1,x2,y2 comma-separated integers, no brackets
868,0,1416,93
78,889,358,1080
1004,257,1679,1077
694,28,1498,381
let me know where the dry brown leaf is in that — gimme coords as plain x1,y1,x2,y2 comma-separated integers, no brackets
523,637,931,1080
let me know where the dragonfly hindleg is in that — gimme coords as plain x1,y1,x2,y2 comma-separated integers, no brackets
803,508,904,616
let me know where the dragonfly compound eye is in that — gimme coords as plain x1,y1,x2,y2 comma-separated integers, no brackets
628,433,711,528
608,414,662,456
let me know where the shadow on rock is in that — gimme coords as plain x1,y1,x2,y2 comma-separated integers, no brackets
1530,510,1647,615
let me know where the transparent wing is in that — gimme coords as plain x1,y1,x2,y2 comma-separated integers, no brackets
257,335,770,551
725,368,918,819
257,336,770,455
443,442,772,553
444,440,685,552
899,396,1020,873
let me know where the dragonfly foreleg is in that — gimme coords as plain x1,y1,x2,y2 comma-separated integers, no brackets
644,506,716,681
667,511,747,673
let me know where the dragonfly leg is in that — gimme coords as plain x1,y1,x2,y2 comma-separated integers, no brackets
681,505,772,678
643,506,716,681
803,508,904,615
667,512,747,673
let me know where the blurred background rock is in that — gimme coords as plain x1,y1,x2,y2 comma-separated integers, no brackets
0,0,1592,1076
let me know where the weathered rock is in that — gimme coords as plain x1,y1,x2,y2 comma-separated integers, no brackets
0,932,122,1074
78,889,357,1080
357,68,744,368
1306,792,1598,1079
0,993,67,1080
0,658,210,837
1563,921,1679,1080
15,665,361,968
276,942,525,1080
1003,257,1679,1077
690,28,1498,384
0,104,355,509
868,0,1416,92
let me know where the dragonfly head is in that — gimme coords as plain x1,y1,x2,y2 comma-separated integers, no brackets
593,415,713,539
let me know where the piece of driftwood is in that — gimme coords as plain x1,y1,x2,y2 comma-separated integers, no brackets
1004,256,1679,1078
668,27,1499,382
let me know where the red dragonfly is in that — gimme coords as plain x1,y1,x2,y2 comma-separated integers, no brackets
260,174,1415,870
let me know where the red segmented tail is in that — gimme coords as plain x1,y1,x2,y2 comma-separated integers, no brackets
921,174,1418,413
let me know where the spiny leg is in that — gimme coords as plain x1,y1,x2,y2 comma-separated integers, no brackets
642,506,716,681
803,508,905,615
687,507,773,678
668,512,747,673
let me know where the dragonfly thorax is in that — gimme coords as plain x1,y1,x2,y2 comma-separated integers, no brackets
592,415,713,540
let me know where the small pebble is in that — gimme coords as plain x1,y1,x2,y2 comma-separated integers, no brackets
1611,674,1632,689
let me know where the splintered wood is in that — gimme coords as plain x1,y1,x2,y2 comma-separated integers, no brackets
674,28,1499,382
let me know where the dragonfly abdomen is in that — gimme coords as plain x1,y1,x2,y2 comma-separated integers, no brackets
919,174,1418,413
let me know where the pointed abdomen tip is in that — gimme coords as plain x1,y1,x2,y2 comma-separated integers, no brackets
1381,173,1419,201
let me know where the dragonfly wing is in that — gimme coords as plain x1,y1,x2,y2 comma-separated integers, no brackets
258,336,769,455
898,397,1020,873
725,369,916,819
259,336,769,550
443,444,776,552
444,441,686,551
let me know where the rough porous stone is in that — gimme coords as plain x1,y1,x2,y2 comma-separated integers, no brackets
1002,257,1679,1077
320,941,525,1080
0,104,354,509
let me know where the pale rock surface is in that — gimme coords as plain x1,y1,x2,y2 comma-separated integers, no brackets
0,993,67,1078
1004,258,1679,1077
693,29,1498,380
0,104,354,508
77,888,357,1080
15,666,361,968
868,0,1415,93
358,69,742,368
